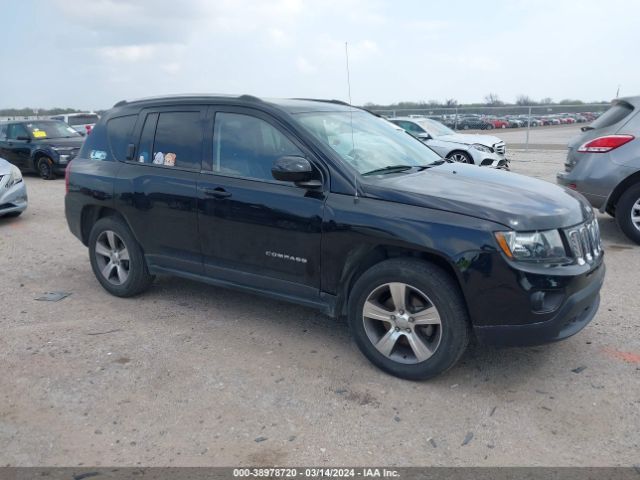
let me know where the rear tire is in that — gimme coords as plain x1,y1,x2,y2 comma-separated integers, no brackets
88,216,155,297
347,259,470,380
36,156,56,180
615,183,640,244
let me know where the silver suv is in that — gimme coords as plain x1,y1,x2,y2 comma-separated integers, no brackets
557,96,640,243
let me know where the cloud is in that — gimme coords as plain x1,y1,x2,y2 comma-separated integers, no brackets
296,57,318,74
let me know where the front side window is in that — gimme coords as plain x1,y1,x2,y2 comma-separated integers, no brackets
0,124,7,141
296,111,442,175
213,112,303,181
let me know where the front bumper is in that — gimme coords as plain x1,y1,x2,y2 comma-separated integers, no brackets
0,178,28,217
469,149,509,169
474,261,605,346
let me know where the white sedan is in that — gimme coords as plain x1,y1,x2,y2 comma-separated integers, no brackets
390,117,509,169
0,157,28,218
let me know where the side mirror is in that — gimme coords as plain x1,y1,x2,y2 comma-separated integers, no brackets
417,132,431,140
16,135,31,142
272,156,318,185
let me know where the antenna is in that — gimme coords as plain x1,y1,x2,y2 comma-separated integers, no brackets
345,42,359,202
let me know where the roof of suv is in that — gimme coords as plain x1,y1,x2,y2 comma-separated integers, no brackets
112,94,356,114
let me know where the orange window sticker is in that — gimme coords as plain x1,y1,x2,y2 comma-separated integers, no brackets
164,152,176,166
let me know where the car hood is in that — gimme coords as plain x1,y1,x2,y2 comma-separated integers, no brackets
0,157,14,175
363,162,591,231
435,133,502,147
34,137,84,149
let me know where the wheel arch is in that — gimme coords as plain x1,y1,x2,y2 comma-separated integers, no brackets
79,205,128,246
604,170,640,216
334,244,467,319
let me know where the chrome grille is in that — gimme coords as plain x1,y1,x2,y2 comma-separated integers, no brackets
493,142,506,155
565,219,602,265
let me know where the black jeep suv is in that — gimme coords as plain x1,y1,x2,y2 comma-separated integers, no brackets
64,95,605,380
0,120,84,179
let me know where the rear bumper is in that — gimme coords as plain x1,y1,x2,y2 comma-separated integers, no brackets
474,262,605,347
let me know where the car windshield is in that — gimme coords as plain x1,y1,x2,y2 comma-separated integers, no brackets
24,121,82,139
415,118,456,136
295,111,442,175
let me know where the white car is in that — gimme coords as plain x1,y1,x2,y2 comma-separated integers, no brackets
49,112,100,136
390,117,509,169
0,157,27,218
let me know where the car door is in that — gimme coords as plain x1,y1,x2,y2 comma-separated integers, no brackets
2,123,31,169
197,107,326,302
113,107,205,274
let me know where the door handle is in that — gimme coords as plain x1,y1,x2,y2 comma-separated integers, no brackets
202,187,232,199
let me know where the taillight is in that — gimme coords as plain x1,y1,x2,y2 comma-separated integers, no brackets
577,135,634,153
86,125,92,135
65,161,72,194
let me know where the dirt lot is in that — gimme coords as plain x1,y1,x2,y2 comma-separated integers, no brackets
1,125,639,467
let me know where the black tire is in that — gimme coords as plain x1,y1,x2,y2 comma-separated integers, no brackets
88,216,155,297
36,156,56,180
485,124,494,130
347,259,470,380
446,151,473,164
3,211,22,218
615,183,640,244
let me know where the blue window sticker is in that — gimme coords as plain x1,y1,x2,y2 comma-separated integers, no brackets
90,150,107,161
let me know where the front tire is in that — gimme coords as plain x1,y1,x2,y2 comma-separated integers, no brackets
447,151,473,164
36,156,56,180
348,259,470,380
615,183,640,244
88,216,155,297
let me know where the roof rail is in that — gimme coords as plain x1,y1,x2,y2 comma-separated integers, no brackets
112,93,256,108
292,98,352,107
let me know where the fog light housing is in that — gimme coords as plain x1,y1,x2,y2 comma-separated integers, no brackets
531,291,564,313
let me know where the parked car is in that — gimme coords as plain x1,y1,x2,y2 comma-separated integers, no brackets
456,117,495,130
0,156,28,217
50,112,100,135
390,117,508,168
558,96,640,243
486,118,509,129
66,94,604,380
0,120,84,179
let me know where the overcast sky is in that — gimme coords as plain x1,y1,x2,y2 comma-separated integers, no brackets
2,0,638,110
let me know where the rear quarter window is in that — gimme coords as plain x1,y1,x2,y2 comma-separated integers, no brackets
590,102,634,130
107,115,137,161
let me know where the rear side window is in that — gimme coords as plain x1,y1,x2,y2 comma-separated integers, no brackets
151,111,203,170
590,102,634,130
69,114,100,126
107,115,137,161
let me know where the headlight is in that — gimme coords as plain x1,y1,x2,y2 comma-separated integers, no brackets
495,230,568,263
472,144,492,153
7,165,23,187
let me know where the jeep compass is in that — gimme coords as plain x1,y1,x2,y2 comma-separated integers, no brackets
65,95,605,380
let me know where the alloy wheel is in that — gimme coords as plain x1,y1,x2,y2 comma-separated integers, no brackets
95,230,130,285
362,282,442,364
449,153,469,163
632,199,640,232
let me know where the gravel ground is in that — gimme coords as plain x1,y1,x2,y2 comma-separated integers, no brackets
1,125,639,467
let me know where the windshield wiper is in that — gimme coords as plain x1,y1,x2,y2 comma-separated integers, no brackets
363,165,423,176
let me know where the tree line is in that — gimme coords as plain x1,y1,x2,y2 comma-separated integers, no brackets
363,94,610,110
